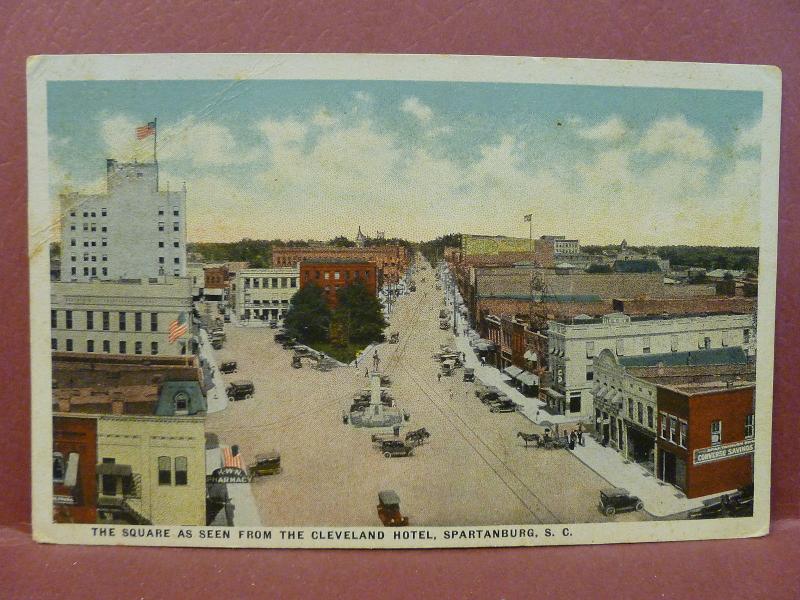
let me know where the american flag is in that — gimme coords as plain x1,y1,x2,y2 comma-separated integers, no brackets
136,121,156,140
524,214,532,222
222,447,247,471
168,312,189,343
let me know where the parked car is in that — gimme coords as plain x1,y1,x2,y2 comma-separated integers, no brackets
388,332,400,344
463,368,475,382
599,488,644,516
211,338,223,350
380,440,415,458
274,331,290,343
688,485,754,519
226,380,255,401
220,361,237,374
439,309,449,319
439,321,449,330
248,451,282,477
223,313,231,323
490,399,518,413
292,355,302,369
377,490,409,526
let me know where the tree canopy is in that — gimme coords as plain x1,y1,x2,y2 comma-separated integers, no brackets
283,283,331,343
331,281,388,346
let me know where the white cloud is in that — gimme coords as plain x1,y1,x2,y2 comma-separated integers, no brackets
312,109,337,128
735,119,762,152
577,116,628,142
400,97,433,122
354,91,371,103
639,116,715,159
258,117,309,145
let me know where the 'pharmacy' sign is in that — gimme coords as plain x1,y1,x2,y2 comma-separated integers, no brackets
694,440,755,465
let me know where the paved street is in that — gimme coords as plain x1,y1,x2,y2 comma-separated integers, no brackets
205,258,650,527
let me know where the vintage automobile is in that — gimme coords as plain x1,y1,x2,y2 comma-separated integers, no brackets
380,439,415,458
439,320,449,330
281,338,297,350
220,361,238,374
377,490,409,526
248,451,282,477
408,284,416,292
274,331,290,343
463,368,475,382
490,399,518,413
479,387,503,403
210,328,226,342
688,485,754,519
599,488,644,516
388,332,400,344
441,360,456,376
223,313,231,323
292,355,302,368
211,338,223,350
439,309,449,319
226,380,255,401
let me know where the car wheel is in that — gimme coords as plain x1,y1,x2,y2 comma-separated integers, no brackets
605,506,615,516
383,452,392,458
635,501,644,512
246,393,252,399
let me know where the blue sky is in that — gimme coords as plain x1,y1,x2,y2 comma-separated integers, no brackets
48,80,763,244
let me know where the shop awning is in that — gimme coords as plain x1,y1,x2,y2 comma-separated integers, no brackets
594,387,608,400
517,371,539,387
544,388,564,400
524,350,538,362
503,366,524,379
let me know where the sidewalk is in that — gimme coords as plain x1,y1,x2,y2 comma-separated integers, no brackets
198,328,228,414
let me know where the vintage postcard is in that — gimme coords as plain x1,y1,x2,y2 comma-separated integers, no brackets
27,54,780,548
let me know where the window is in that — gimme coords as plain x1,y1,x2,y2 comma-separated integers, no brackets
119,341,126,354
158,241,165,248
647,406,654,428
670,416,678,444
175,456,188,485
51,338,57,351
101,267,107,276
150,313,158,332
642,336,651,353
91,212,96,218
158,207,164,216
670,335,678,352
83,211,88,217
66,339,73,351
272,278,278,288
91,255,97,262
119,312,126,331
324,272,330,280
364,271,370,279
101,238,107,247
334,272,340,280
315,271,321,279
679,420,688,448
173,222,179,232
91,267,97,276
173,241,179,248
101,208,107,217
71,255,76,262
135,341,142,355
90,222,96,232
158,256,165,264
102,340,110,353
86,311,94,330
101,226,107,232
616,338,625,356
51,310,57,328
585,366,593,381
585,341,594,358
158,222,165,232
70,224,75,231
83,252,89,261
744,329,750,344
745,414,755,439
71,267,76,276
102,254,107,261
174,257,180,264
173,208,179,216
703,336,711,350
281,277,288,287
65,310,73,330
70,239,76,247
637,402,643,424
83,223,88,232
158,456,171,485
134,312,142,331
151,341,158,355
660,413,668,439
290,277,297,288
628,399,634,419
102,311,109,331
69,210,76,217
86,339,94,353
252,278,260,289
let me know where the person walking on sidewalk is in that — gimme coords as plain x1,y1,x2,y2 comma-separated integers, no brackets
437,372,442,383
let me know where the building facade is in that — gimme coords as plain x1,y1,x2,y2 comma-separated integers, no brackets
53,415,98,524
545,312,756,419
540,235,580,256
59,160,187,282
272,244,408,284
299,261,378,308
95,414,207,525
51,277,194,357
235,267,300,322
657,384,755,498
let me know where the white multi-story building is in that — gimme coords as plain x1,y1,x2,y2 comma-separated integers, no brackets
51,277,194,357
540,235,580,256
235,267,300,322
59,160,187,282
544,312,756,419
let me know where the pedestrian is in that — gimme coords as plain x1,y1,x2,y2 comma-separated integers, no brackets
365,367,369,377
569,432,576,450
437,372,442,383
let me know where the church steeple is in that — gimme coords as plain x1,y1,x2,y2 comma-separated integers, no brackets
355,226,366,248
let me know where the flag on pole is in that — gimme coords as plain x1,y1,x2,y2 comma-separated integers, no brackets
136,121,156,140
169,312,189,343
524,214,532,222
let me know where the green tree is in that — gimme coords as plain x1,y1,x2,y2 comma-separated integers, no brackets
283,283,331,343
334,281,388,345
329,236,356,247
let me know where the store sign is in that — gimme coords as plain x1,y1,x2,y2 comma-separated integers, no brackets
694,439,755,465
207,467,250,484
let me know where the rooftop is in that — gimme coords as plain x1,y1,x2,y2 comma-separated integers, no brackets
619,347,749,368
553,311,752,325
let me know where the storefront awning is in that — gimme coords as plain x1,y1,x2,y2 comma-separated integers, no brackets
544,388,564,400
517,371,539,387
96,463,132,477
503,366,524,379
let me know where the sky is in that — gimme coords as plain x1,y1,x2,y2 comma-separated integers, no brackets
47,80,763,245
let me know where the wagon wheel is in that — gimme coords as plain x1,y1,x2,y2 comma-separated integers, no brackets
383,452,392,458
635,501,644,512
605,505,616,516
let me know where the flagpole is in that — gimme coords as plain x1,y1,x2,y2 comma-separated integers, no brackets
153,117,158,192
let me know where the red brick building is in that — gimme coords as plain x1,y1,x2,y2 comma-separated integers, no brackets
656,384,755,498
299,260,379,308
273,244,408,284
612,296,756,316
53,415,97,523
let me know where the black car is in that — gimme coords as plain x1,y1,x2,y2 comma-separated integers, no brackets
599,488,644,516
220,361,237,374
226,380,254,401
688,486,754,520
490,400,517,413
380,440,415,458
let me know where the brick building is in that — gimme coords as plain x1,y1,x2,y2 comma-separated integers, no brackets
657,383,755,498
203,265,228,301
53,415,98,524
299,260,379,308
272,244,408,284
480,315,547,397
612,296,756,316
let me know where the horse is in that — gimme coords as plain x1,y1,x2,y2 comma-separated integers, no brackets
405,427,431,446
517,432,541,448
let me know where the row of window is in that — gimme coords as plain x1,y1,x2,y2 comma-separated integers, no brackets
158,456,188,486
580,329,752,359
629,400,655,429
70,266,108,277
52,310,160,332
244,277,298,289
69,238,107,247
69,223,108,233
312,270,370,281
69,209,108,218
248,299,290,305
52,338,160,355
659,413,689,449
158,222,181,232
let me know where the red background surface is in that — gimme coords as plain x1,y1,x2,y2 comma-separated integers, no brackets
0,2,798,598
